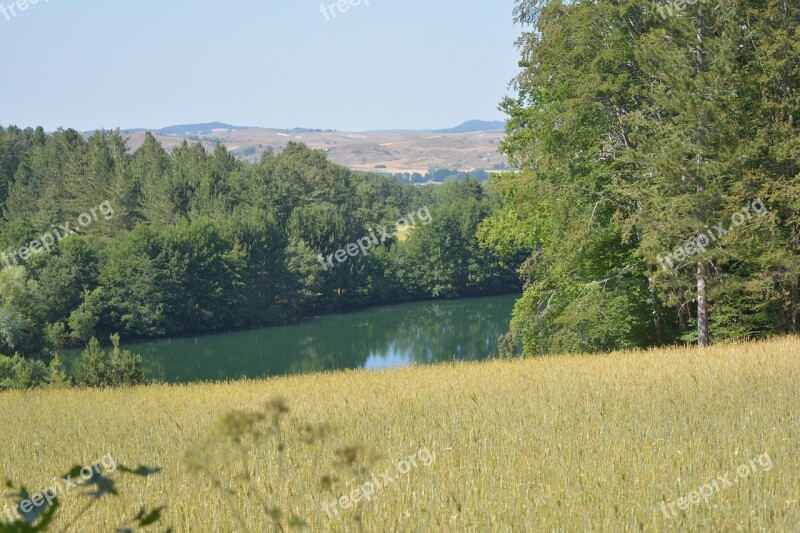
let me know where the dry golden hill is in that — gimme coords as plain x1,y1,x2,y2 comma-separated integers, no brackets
123,128,508,174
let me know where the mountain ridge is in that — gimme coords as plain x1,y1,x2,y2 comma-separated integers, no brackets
87,119,506,136
432,120,506,134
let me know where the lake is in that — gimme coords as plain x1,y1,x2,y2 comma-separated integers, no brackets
64,294,519,384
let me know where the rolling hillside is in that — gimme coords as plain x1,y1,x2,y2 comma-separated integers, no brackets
120,122,509,174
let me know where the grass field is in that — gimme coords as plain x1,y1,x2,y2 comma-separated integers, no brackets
1,337,798,532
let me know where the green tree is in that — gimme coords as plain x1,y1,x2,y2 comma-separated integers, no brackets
74,335,144,387
74,337,107,387
135,132,179,226
624,0,744,346
487,0,664,354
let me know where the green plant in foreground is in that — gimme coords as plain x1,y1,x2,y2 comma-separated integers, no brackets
0,463,166,532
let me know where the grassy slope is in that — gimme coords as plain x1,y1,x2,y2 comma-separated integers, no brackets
1,337,798,531
123,129,508,173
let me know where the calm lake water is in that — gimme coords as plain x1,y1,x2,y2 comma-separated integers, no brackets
64,294,519,384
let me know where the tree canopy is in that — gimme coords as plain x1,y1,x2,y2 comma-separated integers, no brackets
0,131,521,363
482,0,800,354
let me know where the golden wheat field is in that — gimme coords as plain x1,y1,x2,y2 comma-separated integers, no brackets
1,337,799,532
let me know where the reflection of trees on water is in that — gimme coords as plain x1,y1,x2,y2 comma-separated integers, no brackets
91,295,518,383
377,298,514,364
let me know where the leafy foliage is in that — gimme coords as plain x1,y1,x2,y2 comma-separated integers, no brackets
0,133,521,374
485,0,800,353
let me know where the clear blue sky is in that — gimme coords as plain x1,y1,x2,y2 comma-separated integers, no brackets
0,0,521,132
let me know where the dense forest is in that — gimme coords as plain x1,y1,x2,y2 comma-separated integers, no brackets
482,0,800,354
0,129,522,372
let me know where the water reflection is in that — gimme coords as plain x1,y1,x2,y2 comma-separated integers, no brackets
63,294,518,383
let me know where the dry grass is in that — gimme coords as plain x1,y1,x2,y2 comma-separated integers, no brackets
1,337,798,532
123,129,508,173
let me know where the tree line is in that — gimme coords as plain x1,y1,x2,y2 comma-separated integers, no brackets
0,129,522,376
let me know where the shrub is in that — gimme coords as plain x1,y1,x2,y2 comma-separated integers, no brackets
74,338,106,387
0,354,51,390
74,335,145,387
108,333,145,386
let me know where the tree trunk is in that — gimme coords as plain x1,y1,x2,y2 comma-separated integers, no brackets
696,8,709,348
697,261,709,347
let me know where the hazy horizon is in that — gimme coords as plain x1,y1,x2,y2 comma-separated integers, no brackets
73,118,506,134
1,0,520,132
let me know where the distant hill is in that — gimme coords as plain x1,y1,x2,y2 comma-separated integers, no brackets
122,127,508,174
432,120,506,134
108,119,508,173
111,120,504,137
118,122,254,136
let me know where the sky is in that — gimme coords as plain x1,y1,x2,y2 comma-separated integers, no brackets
0,0,522,132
